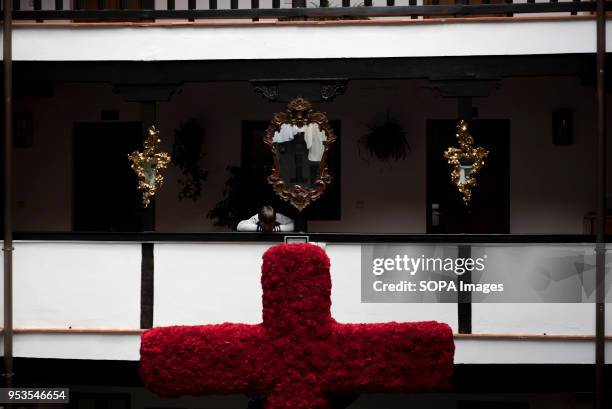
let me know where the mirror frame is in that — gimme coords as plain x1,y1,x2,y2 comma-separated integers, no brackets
263,97,337,211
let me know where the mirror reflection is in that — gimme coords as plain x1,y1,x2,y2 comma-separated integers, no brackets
458,157,474,183
274,123,327,189
143,159,157,186
127,125,172,208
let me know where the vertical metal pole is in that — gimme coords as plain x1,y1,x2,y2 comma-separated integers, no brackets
140,102,156,330
595,0,606,408
457,97,472,334
3,0,15,390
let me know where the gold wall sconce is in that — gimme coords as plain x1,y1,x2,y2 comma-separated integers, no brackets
128,126,171,208
444,120,489,206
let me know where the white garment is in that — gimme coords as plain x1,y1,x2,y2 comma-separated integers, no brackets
303,123,327,162
272,124,296,143
236,213,295,232
273,123,327,162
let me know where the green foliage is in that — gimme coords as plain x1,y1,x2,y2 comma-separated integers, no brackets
359,112,411,161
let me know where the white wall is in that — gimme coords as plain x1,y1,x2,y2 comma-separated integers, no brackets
2,240,610,363
154,243,267,326
6,241,606,337
154,243,459,329
155,242,612,336
12,241,142,328
7,333,141,360
12,77,612,233
9,19,612,61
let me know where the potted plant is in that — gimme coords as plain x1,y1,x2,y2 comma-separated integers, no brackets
359,112,410,161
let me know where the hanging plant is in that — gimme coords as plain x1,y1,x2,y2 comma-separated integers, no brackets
359,112,410,161
207,166,250,229
172,119,208,201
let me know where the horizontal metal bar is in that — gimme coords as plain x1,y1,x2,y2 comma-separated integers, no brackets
4,328,612,340
454,333,612,341
12,232,610,243
11,3,606,20
9,328,145,334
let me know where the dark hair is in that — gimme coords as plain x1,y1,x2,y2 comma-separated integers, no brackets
258,206,276,233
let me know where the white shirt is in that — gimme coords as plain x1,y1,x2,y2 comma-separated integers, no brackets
273,124,327,162
303,123,327,162
272,124,296,143
236,213,295,232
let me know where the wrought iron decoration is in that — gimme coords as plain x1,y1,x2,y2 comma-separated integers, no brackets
444,120,489,206
128,126,171,208
263,97,337,211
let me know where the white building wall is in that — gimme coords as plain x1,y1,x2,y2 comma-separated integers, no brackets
0,240,608,362
153,242,460,329
12,241,142,328
9,19,612,61
6,241,606,337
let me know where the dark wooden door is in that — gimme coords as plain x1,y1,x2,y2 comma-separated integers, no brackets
73,122,143,232
426,119,510,234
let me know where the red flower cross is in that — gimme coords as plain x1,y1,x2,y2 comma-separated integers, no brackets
140,243,454,409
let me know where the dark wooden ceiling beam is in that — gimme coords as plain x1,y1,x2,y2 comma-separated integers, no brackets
12,54,601,87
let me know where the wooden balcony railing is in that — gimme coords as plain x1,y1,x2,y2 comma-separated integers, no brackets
9,0,612,24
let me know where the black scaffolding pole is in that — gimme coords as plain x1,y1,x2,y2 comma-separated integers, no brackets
3,0,14,391
595,0,607,408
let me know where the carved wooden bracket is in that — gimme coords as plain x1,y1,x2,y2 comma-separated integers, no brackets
251,79,347,102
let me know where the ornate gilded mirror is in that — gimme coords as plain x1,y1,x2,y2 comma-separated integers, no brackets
263,97,337,211
128,126,171,208
444,120,489,206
